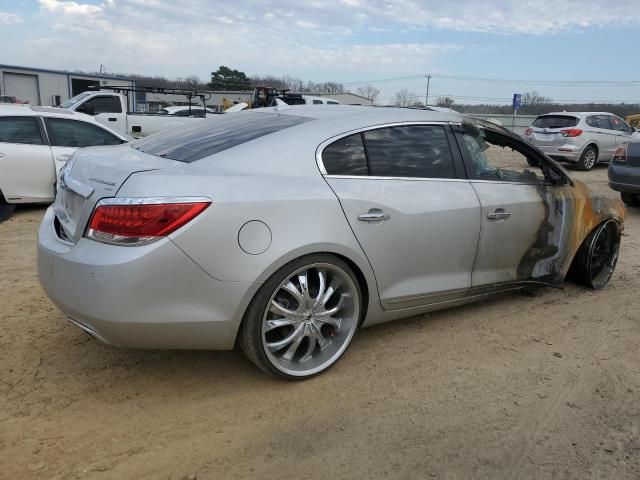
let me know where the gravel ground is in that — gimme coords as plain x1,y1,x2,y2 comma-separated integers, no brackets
1,163,639,479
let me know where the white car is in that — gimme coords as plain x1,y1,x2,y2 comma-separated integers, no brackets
0,104,128,220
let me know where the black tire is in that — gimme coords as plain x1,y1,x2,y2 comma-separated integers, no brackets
238,253,363,380
0,192,16,222
576,145,598,171
621,192,640,207
567,220,621,289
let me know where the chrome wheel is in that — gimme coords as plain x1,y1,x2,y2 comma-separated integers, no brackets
261,263,360,377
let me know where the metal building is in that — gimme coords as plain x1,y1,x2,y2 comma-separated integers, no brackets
0,64,135,106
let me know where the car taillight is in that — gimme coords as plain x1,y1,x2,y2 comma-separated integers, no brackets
613,143,629,162
524,127,533,136
560,128,583,137
86,198,211,246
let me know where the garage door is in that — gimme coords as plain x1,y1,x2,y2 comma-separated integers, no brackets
3,72,40,105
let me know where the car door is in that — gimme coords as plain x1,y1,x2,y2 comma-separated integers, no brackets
454,122,571,287
43,117,125,175
594,115,619,160
0,115,55,203
78,95,127,134
609,115,634,149
320,123,481,309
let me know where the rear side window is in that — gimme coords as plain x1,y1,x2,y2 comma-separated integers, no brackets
364,125,455,178
532,115,579,128
0,117,44,145
327,101,340,105
322,133,368,175
45,118,122,147
312,100,323,105
133,112,313,163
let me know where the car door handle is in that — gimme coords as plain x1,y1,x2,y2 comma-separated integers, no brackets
108,117,117,122
487,209,511,220
358,209,390,222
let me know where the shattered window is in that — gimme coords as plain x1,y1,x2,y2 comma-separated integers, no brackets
460,123,546,183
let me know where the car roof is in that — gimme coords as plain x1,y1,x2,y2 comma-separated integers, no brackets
538,111,616,118
0,104,96,120
163,106,210,112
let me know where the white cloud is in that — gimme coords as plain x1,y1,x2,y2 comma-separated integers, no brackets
0,12,23,24
38,0,104,16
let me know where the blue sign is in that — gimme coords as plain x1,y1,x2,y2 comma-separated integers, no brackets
512,93,522,110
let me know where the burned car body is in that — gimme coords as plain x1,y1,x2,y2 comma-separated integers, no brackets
38,106,624,379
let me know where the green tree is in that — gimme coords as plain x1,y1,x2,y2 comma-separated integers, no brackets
209,66,252,91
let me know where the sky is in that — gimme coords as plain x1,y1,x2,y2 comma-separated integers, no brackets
1,0,639,105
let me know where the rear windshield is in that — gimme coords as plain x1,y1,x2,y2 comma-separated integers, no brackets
132,112,313,163
532,115,579,128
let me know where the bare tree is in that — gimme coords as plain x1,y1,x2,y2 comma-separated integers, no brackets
357,85,380,102
395,89,417,107
522,91,553,105
436,96,455,108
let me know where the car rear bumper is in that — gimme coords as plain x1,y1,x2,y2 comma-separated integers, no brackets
608,163,640,194
533,144,581,162
37,207,257,350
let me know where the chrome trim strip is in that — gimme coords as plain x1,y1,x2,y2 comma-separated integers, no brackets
94,196,213,206
67,317,109,344
325,175,470,182
315,121,452,176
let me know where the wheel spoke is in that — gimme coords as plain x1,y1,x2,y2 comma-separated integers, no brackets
314,269,326,304
281,325,306,361
314,324,331,350
266,323,304,352
316,316,341,328
316,294,344,317
298,272,310,304
269,300,299,319
299,326,317,362
320,277,342,306
282,281,304,305
265,318,297,331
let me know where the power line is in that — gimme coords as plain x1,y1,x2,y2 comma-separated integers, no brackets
343,73,640,87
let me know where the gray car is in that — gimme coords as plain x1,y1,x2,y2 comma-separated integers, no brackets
38,106,625,379
524,112,637,171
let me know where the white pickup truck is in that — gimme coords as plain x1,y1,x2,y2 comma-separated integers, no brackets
60,90,211,138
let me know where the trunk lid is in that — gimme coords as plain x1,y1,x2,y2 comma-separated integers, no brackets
53,144,176,243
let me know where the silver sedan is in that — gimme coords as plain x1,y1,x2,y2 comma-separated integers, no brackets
38,106,625,379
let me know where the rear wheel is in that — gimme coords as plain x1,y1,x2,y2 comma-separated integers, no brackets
239,254,362,379
0,192,16,222
577,145,598,171
621,192,640,207
568,220,621,289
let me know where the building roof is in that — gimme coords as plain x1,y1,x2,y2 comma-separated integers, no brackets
0,64,132,81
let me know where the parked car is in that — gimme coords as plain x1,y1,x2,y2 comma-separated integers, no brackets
159,106,220,116
608,141,640,207
0,104,128,221
61,90,213,138
38,106,624,379
524,112,637,171
625,113,640,129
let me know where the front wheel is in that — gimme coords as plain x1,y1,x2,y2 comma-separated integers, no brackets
621,192,640,207
576,146,598,171
567,220,621,289
239,254,363,379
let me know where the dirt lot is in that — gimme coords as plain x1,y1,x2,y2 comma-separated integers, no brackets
2,165,639,479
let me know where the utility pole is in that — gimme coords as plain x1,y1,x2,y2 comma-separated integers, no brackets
425,74,431,106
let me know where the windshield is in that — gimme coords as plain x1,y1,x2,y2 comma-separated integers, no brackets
532,115,579,129
60,92,92,109
132,112,313,163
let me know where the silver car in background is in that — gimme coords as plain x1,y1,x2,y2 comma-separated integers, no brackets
524,112,637,170
38,106,625,379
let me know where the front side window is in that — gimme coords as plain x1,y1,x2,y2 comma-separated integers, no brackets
595,115,613,130
83,96,121,114
459,123,546,183
45,118,122,147
0,117,44,145
363,125,455,178
609,116,630,132
322,133,368,175
312,100,323,105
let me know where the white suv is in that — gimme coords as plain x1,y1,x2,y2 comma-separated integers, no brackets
524,112,637,171
0,105,127,221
